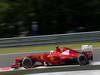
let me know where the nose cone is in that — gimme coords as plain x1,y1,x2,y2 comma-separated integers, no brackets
15,57,23,62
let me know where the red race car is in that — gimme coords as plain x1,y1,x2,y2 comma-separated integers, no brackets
11,45,93,69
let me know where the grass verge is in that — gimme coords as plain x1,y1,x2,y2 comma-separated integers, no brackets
0,42,100,54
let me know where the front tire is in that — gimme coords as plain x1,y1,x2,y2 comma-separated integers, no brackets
22,57,35,69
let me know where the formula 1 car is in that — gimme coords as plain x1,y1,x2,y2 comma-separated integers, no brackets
11,45,93,69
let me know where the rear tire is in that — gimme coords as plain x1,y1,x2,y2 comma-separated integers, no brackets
77,54,89,65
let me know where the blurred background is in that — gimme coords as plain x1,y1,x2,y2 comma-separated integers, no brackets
0,0,99,38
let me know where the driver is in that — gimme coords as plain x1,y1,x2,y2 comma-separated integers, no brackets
48,46,61,57
55,46,62,53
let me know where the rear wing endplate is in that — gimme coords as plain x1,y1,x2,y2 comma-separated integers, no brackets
81,45,93,51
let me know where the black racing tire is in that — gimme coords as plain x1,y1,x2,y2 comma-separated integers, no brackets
91,56,93,61
77,54,89,65
22,57,35,69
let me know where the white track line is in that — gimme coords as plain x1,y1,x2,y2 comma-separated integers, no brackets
90,61,100,65
0,61,100,72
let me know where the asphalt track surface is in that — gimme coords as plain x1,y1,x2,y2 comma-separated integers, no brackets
27,70,100,75
0,48,100,67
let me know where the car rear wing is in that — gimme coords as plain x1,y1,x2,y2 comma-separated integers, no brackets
81,45,93,60
81,45,93,52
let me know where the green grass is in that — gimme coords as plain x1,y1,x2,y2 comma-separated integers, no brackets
0,42,100,54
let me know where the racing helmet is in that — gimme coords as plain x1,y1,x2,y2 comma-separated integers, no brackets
55,46,61,52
